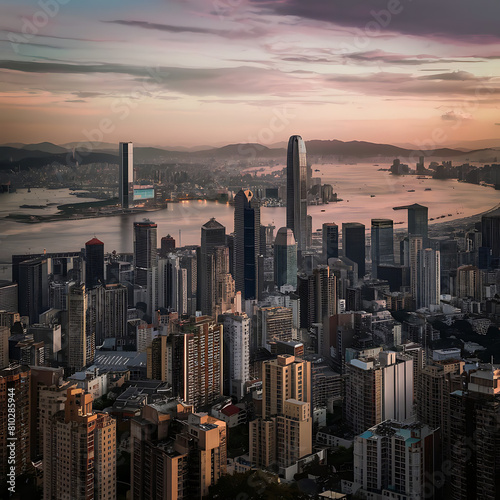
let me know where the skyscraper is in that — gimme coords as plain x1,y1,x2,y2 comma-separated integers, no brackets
67,282,90,373
393,203,428,240
371,219,394,279
286,135,308,256
0,365,31,487
199,218,226,316
345,351,413,434
323,222,339,262
85,237,104,289
353,420,440,499
159,233,176,257
18,257,48,324
342,222,366,278
250,355,312,468
481,207,500,262
119,141,134,209
409,234,423,302
43,387,116,500
417,248,440,309
222,312,250,400
170,316,223,410
234,189,261,301
133,219,158,314
274,227,297,288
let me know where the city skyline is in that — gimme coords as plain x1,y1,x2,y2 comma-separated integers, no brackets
1,0,500,146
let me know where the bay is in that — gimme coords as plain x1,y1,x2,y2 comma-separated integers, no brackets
0,163,498,280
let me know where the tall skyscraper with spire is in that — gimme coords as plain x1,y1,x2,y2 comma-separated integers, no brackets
286,135,308,257
119,141,134,209
234,189,261,301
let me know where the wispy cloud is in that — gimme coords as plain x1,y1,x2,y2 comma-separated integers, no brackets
104,19,266,39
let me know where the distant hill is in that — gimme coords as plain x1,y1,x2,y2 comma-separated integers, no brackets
0,148,118,170
192,143,284,159
0,139,496,170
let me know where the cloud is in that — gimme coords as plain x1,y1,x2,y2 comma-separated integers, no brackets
0,60,316,97
441,111,472,121
104,19,266,39
249,0,500,42
419,70,481,81
343,51,481,66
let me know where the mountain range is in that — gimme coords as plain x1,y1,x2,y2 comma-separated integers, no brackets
0,139,498,170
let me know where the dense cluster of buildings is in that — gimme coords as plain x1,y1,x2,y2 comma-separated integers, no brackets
1,136,500,499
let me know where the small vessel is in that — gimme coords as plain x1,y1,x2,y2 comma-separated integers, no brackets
448,214,452,216
315,169,320,172
407,189,415,192
424,188,431,191
321,209,325,212
430,218,434,221
370,194,376,197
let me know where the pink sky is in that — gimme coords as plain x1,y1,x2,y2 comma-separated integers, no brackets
0,0,499,147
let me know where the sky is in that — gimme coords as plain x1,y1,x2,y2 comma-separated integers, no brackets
1,0,500,147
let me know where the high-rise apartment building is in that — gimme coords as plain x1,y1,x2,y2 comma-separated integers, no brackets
134,219,158,315
286,135,308,257
234,189,261,301
0,325,9,369
85,237,104,289
119,141,134,209
131,405,226,500
67,282,91,373
261,354,311,417
256,306,293,350
371,219,394,279
345,351,413,434
43,387,116,500
342,222,366,279
416,248,440,309
353,420,440,499
222,312,250,400
417,359,464,461
0,281,18,313
409,235,423,303
274,227,297,288
322,222,339,262
449,365,500,500
0,365,31,487
250,355,312,469
170,316,223,409
456,265,483,300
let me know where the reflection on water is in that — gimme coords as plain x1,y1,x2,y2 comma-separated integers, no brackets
0,163,498,280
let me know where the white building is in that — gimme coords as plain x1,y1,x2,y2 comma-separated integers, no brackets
346,351,413,434
353,420,440,500
222,312,250,400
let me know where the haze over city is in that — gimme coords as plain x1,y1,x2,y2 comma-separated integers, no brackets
1,1,500,500
1,0,500,146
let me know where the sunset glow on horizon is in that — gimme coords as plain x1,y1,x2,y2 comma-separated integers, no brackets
1,0,500,147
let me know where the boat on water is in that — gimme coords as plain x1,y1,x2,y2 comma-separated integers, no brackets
425,188,431,191
407,189,415,192
370,194,376,197
321,209,325,212
315,169,320,172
